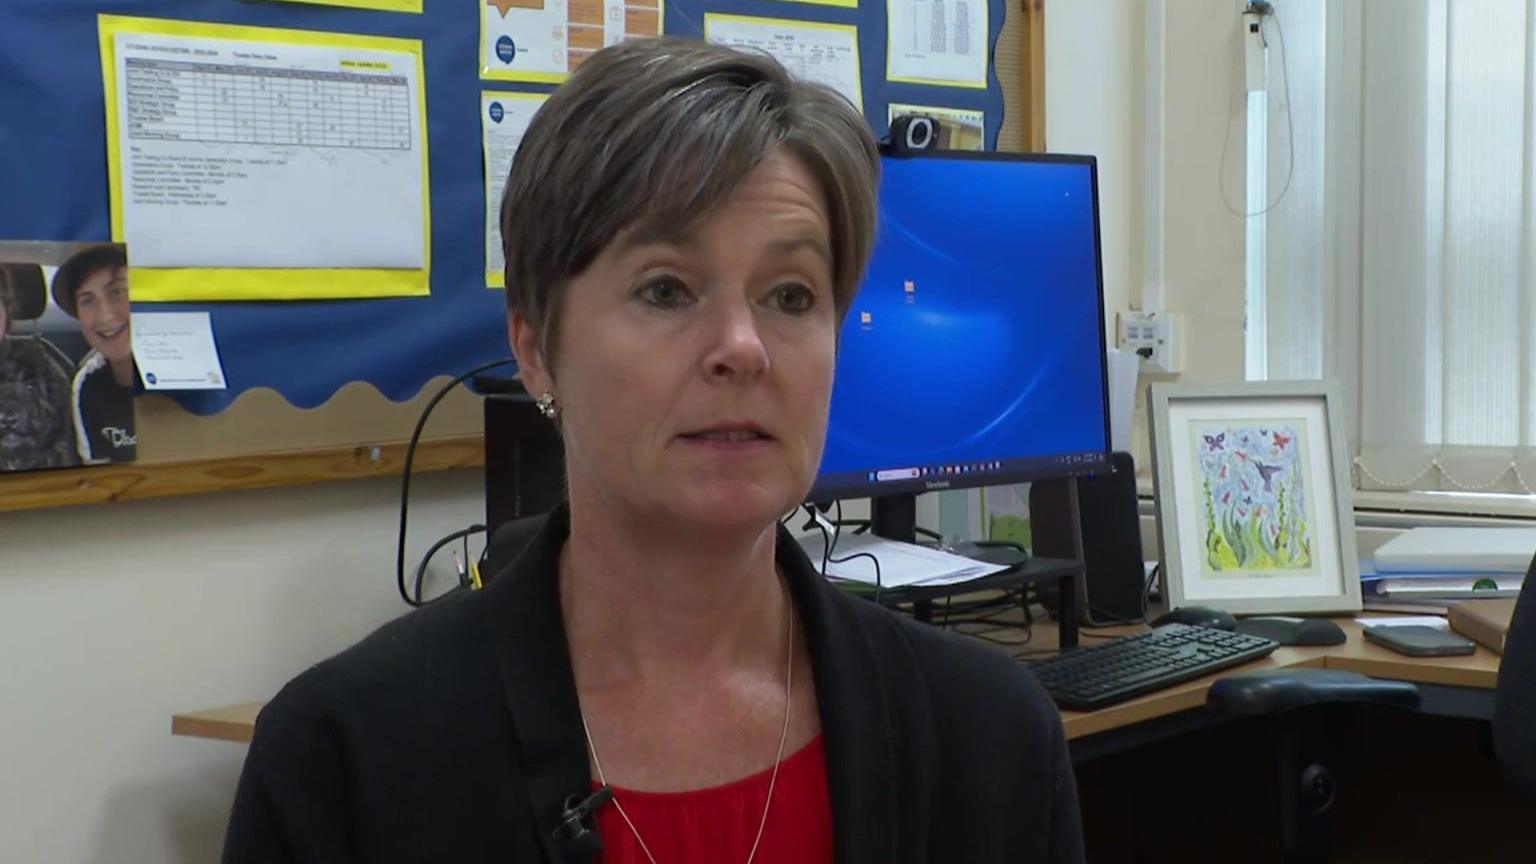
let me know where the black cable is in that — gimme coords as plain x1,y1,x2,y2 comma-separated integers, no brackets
396,357,518,608
413,525,486,605
829,500,885,604
829,551,883,604
808,502,886,606
1218,3,1296,217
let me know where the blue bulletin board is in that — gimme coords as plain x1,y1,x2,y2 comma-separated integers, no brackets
0,0,1005,417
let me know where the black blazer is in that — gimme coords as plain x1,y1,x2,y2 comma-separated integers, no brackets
1494,557,1536,798
223,506,1084,863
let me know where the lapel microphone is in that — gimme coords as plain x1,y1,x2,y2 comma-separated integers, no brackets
554,785,613,863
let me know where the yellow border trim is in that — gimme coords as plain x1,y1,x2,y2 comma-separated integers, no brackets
97,15,432,301
776,0,858,8
703,13,863,111
883,0,989,90
267,0,424,13
481,91,550,289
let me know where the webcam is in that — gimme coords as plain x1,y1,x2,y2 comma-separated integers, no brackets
884,114,939,156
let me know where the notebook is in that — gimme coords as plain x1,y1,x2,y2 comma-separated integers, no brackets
1446,598,1519,655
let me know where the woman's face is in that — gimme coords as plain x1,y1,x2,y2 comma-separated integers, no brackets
513,151,839,532
76,266,132,363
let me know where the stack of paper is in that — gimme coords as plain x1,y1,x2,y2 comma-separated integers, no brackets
1362,527,1534,612
795,532,1008,590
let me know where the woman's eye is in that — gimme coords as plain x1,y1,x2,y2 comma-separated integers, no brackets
772,283,816,315
637,275,693,309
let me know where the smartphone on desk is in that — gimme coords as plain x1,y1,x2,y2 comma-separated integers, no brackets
1363,625,1476,657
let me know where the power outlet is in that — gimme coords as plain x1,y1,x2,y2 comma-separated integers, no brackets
1118,311,1182,375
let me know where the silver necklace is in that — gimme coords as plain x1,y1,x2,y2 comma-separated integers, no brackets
578,600,795,864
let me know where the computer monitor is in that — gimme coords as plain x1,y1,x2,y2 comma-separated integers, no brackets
807,151,1111,515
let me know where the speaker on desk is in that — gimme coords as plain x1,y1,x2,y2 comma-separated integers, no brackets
1030,451,1147,625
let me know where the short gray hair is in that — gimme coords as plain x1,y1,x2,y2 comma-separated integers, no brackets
499,37,880,367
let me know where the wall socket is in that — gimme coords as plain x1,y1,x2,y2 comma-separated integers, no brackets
1118,311,1182,375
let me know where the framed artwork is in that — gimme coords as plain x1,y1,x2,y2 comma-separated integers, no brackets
1148,381,1361,615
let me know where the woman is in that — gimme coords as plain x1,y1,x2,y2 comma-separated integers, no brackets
50,244,136,463
1495,565,1536,797
225,37,1082,863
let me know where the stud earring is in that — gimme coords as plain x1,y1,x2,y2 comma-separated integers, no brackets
535,392,559,419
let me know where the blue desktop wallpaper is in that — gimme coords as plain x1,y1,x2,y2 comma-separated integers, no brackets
816,155,1109,485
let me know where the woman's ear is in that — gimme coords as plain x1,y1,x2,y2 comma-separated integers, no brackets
508,310,551,396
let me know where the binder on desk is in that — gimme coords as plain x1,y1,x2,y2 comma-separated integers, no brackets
1447,598,1518,654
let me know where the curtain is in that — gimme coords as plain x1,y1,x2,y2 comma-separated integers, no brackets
1265,0,1536,494
1259,0,1329,382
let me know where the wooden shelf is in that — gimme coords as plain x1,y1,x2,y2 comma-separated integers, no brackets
0,434,483,513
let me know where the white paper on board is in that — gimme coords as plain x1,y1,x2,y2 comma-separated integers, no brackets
113,31,426,269
706,15,863,111
481,92,547,287
131,312,229,390
886,0,988,87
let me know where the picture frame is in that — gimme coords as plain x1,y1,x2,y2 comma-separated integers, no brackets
1148,380,1361,616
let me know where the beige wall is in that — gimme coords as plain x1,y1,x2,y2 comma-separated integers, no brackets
0,471,482,862
1045,0,1145,345
1157,0,1248,383
1048,0,1250,471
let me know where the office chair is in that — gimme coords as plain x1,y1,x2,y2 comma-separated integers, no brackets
1206,668,1421,863
1493,554,1536,798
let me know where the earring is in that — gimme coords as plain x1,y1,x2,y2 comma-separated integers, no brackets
535,392,559,419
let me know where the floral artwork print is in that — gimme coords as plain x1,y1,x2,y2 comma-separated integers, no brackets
1193,422,1313,577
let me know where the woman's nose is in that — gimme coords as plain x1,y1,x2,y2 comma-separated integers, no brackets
703,300,770,382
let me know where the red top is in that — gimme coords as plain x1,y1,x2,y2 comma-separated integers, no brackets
593,734,834,864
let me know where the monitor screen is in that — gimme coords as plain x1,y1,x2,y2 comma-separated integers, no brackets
808,152,1111,501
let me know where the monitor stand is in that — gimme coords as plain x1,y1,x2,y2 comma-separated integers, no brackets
868,489,1083,649
870,493,918,545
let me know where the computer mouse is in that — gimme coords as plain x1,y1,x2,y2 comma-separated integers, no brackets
1234,616,1347,646
1150,606,1236,632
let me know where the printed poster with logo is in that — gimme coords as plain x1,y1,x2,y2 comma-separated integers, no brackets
481,0,662,83
0,241,137,472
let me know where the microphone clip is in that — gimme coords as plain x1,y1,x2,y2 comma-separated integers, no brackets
553,785,612,863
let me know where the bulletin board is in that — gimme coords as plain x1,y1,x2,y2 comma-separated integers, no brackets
0,0,1007,509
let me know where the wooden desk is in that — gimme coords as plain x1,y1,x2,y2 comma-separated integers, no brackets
1025,616,1501,740
172,616,1503,748
172,701,264,744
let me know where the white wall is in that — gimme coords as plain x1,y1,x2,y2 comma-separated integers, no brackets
0,470,483,863
1045,0,1145,343
1048,0,1249,472
1157,0,1248,381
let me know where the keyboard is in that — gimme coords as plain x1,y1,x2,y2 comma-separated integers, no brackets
1028,623,1279,710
